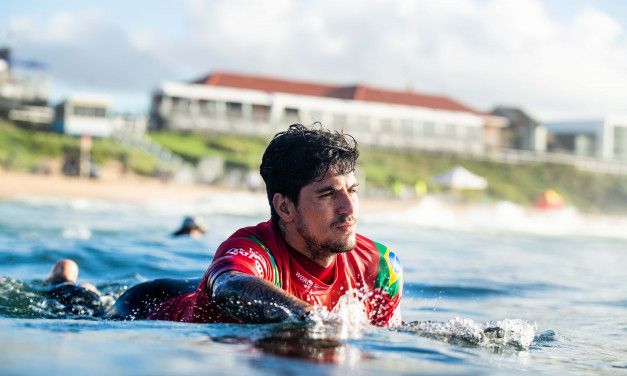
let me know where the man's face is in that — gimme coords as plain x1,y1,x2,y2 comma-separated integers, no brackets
293,170,359,259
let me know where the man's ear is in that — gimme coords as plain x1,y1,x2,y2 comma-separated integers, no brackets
273,193,295,223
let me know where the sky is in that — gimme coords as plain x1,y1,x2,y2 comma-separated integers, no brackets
1,0,626,121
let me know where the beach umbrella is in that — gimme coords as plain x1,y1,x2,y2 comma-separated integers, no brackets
430,165,487,190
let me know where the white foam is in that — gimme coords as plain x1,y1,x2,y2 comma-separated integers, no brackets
365,195,627,239
14,191,269,217
307,289,371,340
401,317,537,349
62,224,92,239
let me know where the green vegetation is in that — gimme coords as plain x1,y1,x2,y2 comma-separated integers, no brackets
147,130,627,214
0,118,160,176
359,149,627,214
148,131,270,169
3,119,627,214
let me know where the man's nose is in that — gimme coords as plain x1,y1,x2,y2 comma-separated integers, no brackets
337,190,357,215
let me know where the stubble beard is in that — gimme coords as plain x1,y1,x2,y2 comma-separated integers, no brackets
295,212,357,264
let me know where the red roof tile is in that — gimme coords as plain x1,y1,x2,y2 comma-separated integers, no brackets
194,71,481,114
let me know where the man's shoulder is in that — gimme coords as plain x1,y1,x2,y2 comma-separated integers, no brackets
354,234,403,298
355,233,390,257
226,220,275,243
214,220,279,262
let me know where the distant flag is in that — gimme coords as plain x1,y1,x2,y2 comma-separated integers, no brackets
6,57,47,70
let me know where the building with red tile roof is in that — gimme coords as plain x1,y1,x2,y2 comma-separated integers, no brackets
193,71,482,114
150,71,508,151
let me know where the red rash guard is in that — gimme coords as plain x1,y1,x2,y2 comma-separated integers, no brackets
148,220,403,327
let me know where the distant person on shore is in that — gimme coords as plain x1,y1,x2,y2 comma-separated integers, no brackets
172,216,207,237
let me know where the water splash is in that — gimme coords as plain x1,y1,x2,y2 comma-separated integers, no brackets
0,276,118,319
306,289,371,340
532,329,557,347
397,317,537,350
0,276,51,318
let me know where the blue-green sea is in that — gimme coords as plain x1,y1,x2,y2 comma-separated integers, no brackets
1,193,625,375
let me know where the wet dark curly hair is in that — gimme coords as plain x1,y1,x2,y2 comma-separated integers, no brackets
260,123,359,222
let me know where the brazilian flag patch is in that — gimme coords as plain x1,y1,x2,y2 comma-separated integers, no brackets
373,241,402,299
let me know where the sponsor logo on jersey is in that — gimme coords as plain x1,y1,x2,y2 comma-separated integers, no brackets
225,247,264,261
225,247,264,274
295,271,326,290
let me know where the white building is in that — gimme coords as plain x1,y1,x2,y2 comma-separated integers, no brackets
149,71,507,153
545,115,627,160
51,93,113,137
112,113,148,135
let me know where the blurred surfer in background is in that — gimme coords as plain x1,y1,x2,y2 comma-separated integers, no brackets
172,216,207,237
107,123,404,327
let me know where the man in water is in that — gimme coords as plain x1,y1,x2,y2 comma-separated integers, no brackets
172,216,207,237
42,259,104,315
106,124,403,326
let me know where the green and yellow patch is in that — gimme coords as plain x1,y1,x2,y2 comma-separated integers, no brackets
373,241,402,299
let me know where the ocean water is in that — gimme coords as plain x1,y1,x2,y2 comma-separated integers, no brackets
0,192,626,375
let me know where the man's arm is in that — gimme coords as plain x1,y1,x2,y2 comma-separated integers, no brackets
211,271,312,323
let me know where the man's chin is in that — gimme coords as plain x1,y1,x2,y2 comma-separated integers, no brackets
333,237,357,254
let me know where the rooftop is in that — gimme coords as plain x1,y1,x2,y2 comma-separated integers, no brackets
193,71,482,114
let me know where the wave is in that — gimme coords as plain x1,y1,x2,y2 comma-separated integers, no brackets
364,196,627,239
9,192,627,239
9,191,270,217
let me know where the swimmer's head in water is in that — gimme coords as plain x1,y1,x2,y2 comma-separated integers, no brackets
43,259,79,286
173,216,207,237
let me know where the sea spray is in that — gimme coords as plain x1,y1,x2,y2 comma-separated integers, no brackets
253,290,373,364
398,317,537,350
306,289,372,340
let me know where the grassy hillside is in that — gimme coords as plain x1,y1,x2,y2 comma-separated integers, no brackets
148,131,270,169
358,149,627,213
147,131,627,214
0,118,160,175
3,120,627,214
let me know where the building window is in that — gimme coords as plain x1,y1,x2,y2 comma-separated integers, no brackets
226,102,243,118
72,105,107,118
284,108,300,123
172,97,190,112
252,104,270,122
423,121,435,136
380,118,394,132
401,119,414,134
198,99,217,116
94,107,107,118
467,126,482,141
444,123,457,138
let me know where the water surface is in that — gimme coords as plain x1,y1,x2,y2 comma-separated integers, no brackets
1,194,625,375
